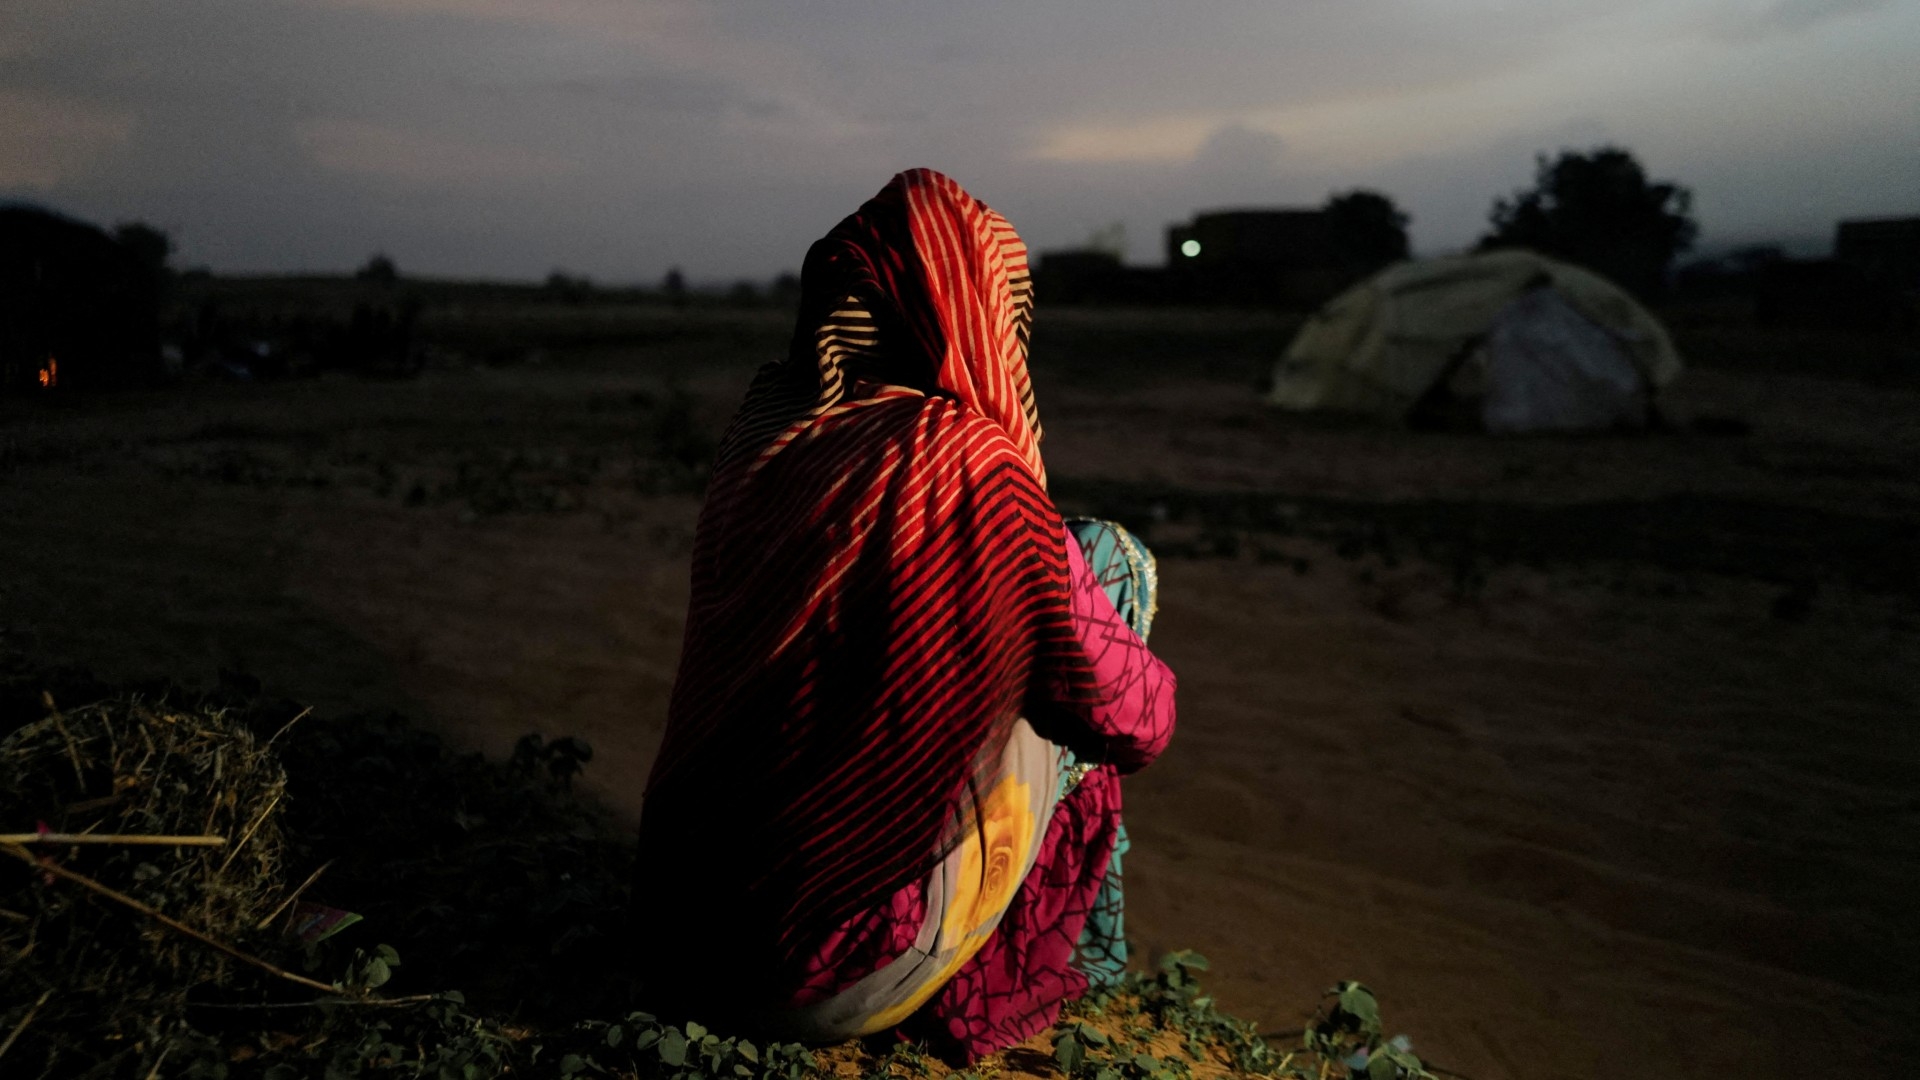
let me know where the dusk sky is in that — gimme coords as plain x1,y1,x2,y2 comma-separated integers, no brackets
4,0,1916,282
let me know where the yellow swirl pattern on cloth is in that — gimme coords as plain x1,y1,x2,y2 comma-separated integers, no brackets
941,772,1038,944
859,770,1040,1032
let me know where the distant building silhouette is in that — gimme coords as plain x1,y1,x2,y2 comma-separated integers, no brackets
1755,216,1919,331
0,205,161,394
1034,249,1165,305
1836,217,1920,292
1034,199,1409,308
1165,209,1345,307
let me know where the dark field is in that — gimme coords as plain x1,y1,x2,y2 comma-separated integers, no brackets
3,296,1917,1080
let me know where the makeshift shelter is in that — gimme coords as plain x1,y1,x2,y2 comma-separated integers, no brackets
1268,249,1682,432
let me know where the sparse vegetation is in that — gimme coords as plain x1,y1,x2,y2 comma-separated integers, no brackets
1051,479,1919,603
0,661,1428,1080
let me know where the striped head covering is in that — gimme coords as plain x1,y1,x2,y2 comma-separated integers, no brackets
635,170,1095,1006
713,168,1044,484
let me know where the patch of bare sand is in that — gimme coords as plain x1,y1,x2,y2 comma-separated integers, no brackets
1126,556,1916,1079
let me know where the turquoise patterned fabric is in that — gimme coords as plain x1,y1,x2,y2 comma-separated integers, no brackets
1061,518,1157,991
1067,519,1158,642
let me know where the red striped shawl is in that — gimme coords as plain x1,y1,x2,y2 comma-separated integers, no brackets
634,170,1098,1003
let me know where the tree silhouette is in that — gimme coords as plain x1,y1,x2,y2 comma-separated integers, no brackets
112,222,173,283
1479,146,1696,299
112,222,174,320
1084,221,1128,260
1323,190,1410,277
356,253,399,283
544,269,594,303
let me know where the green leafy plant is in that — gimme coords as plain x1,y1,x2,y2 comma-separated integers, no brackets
560,1012,820,1080
1302,982,1434,1080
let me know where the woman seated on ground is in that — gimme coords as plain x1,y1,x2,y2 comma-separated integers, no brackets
632,169,1176,1060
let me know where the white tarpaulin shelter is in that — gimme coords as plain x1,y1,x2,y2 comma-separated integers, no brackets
1269,249,1683,432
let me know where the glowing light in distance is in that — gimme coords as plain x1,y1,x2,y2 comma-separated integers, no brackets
1180,239,1202,258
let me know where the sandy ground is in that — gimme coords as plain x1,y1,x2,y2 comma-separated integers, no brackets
3,310,1916,1079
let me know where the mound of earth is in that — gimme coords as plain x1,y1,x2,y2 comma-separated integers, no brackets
0,661,1424,1080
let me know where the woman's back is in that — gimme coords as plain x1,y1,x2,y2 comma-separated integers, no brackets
632,169,1173,1059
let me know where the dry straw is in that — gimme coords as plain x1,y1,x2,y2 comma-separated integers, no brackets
0,693,297,1076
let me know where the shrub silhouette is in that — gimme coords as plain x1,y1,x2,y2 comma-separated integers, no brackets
355,253,400,283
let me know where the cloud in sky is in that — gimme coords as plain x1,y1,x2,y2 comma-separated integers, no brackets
1719,0,1899,40
2,0,1915,278
294,118,581,186
0,91,134,189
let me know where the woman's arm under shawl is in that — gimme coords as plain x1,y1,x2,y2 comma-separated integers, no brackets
1054,525,1176,773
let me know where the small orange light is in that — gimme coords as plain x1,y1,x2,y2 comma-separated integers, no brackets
38,357,57,388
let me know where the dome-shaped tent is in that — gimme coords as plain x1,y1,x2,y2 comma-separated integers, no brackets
1268,249,1682,432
